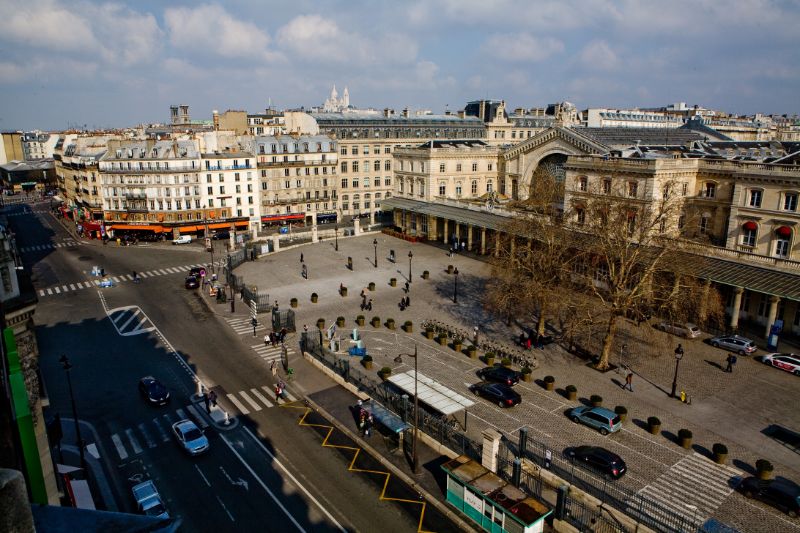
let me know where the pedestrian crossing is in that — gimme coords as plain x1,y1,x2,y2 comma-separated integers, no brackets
21,240,81,252
224,316,268,336
37,262,221,297
250,342,295,364
223,385,297,415
627,452,740,528
109,407,191,461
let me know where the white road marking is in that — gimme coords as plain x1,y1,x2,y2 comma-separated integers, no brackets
47,288,53,295
176,408,187,419
283,390,297,402
194,464,211,487
125,429,142,455
111,433,128,460
138,423,157,449
250,388,274,409
227,394,250,414
216,494,236,522
239,391,263,412
152,417,170,442
69,284,76,290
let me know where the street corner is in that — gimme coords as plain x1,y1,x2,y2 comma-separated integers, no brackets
190,397,240,432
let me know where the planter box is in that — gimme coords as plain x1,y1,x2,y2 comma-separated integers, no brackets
447,265,454,274
290,299,298,308
404,324,413,333
340,288,348,297
648,424,661,435
590,400,602,408
356,318,365,327
371,320,380,328
680,438,692,449
544,382,554,391
311,295,318,303
378,371,391,381
757,470,773,481
467,348,477,359
485,357,495,367
714,453,728,465
336,319,345,327
566,390,577,401
422,271,429,279
387,321,396,330
363,360,373,370
390,278,397,287
453,343,462,353
438,336,448,346
522,373,532,382
425,330,435,340
368,282,376,291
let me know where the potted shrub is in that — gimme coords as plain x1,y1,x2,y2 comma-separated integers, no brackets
484,352,496,366
565,385,577,401
403,320,413,333
614,405,628,423
590,395,603,408
390,277,397,287
371,316,381,328
521,367,532,382
316,318,325,330
362,354,374,370
678,429,693,449
501,357,512,368
311,292,319,303
368,282,376,291
336,316,346,328
712,443,728,464
386,318,396,330
647,416,661,435
543,375,555,391
378,366,392,380
290,297,298,308
453,336,463,352
425,326,435,340
466,345,477,358
438,332,448,346
756,459,774,480
356,315,365,327
422,270,429,280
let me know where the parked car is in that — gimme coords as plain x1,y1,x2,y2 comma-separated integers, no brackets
132,480,169,519
477,365,521,386
469,382,521,408
189,267,205,278
138,376,170,406
212,231,230,240
657,322,701,339
172,235,192,245
738,477,800,517
98,278,114,288
761,353,800,376
567,446,627,479
184,275,200,289
171,419,209,455
709,335,757,355
569,406,622,435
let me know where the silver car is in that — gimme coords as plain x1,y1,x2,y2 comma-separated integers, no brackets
171,419,209,455
709,335,757,355
658,322,701,339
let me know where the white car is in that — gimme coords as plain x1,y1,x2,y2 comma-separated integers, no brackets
171,419,209,455
761,353,800,376
657,322,701,338
172,235,192,245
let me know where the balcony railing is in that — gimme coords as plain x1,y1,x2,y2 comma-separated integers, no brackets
203,164,253,171
658,237,800,272
102,166,200,174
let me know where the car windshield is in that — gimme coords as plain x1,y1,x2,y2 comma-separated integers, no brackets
145,504,166,516
148,382,165,394
184,428,203,441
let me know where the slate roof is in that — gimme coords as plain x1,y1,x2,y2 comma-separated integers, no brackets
576,127,704,148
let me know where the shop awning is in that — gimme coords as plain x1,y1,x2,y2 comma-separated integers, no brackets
108,224,164,232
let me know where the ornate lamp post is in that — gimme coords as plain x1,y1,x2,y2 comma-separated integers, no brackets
334,223,339,252
453,267,459,303
408,251,413,284
373,239,378,268
58,355,85,467
671,344,684,398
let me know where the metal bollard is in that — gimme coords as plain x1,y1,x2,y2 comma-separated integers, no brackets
224,411,230,426
196,381,204,398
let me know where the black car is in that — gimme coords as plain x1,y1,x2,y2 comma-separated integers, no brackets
189,267,204,278
469,382,521,407
139,376,170,406
212,231,230,240
477,365,521,386
185,275,199,289
738,477,800,517
568,446,627,479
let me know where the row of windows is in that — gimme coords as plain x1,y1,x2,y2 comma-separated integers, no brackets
258,142,330,154
105,174,199,185
206,185,254,194
109,196,251,210
340,177,392,188
340,145,392,155
205,172,253,182
747,189,798,211
106,187,202,197
106,161,198,171
436,162,494,172
258,154,330,164
340,161,392,172
260,179,331,190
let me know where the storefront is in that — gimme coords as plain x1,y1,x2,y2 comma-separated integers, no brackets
315,212,338,224
261,213,304,228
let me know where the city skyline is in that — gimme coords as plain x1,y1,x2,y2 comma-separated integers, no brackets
1,0,799,131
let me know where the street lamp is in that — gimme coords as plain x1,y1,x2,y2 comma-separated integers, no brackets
203,205,214,275
58,355,85,467
671,344,684,398
335,223,339,252
373,239,378,268
453,267,459,303
412,344,420,474
408,251,413,284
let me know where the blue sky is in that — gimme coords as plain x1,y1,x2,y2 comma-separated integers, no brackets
1,0,798,131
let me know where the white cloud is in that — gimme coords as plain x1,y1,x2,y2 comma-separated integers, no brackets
483,33,564,62
579,40,619,70
0,0,95,51
165,4,272,59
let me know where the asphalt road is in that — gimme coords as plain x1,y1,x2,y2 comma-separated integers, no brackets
13,202,442,532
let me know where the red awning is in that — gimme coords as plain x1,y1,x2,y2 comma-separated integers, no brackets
776,225,792,238
743,221,758,231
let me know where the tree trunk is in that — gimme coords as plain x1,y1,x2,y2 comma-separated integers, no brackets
598,313,619,369
537,302,548,336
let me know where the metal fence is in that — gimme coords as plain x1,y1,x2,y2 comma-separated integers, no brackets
242,285,271,313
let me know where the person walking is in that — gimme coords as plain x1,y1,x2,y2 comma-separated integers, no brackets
208,390,217,408
275,382,282,403
364,414,373,437
203,391,211,413
366,299,373,311
271,360,277,378
725,353,737,373
264,332,271,347
622,372,634,391
300,252,304,263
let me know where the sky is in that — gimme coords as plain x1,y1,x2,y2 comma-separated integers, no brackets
1,0,798,131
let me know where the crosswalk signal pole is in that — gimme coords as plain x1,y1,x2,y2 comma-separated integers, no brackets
251,300,258,337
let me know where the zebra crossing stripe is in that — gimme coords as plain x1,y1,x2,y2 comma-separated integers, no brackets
69,284,76,290
157,269,169,275
176,408,187,419
250,388,273,408
38,289,45,296
125,429,142,455
47,288,53,295
185,404,208,429
111,433,128,460
239,391,262,412
138,423,157,449
152,417,170,443
283,390,297,402
61,285,69,292
226,394,250,414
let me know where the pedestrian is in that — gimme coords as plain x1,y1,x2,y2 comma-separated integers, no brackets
275,383,282,403
404,281,409,293
273,300,279,311
725,353,737,373
525,336,532,350
303,324,308,334
360,289,366,300
366,299,373,311
536,334,544,350
300,252,304,263
203,391,210,413
280,327,287,343
461,241,466,251
358,411,366,432
405,295,410,307
272,330,278,346
519,332,527,347
473,326,480,346
264,332,271,346
623,372,634,392
399,299,406,311
271,360,277,378
364,414,373,437
209,390,217,408
448,246,453,257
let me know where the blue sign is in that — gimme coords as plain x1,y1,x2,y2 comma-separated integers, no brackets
279,226,289,234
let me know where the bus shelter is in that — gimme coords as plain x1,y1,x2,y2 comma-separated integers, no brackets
442,455,551,533
387,370,475,429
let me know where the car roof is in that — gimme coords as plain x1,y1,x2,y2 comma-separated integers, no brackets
174,419,197,431
586,406,617,417
576,446,621,462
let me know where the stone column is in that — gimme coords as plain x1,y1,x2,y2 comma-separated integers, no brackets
311,226,318,243
272,234,280,252
370,209,375,227
354,219,361,236
428,215,437,241
481,228,487,255
765,295,780,339
443,219,449,244
494,232,500,258
481,428,502,473
455,222,461,245
467,226,473,251
729,287,744,330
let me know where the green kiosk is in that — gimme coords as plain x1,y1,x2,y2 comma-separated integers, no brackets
442,455,551,533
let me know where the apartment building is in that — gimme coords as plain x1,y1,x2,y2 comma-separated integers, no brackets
54,134,116,221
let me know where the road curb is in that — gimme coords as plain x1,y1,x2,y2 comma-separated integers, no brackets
304,397,479,533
